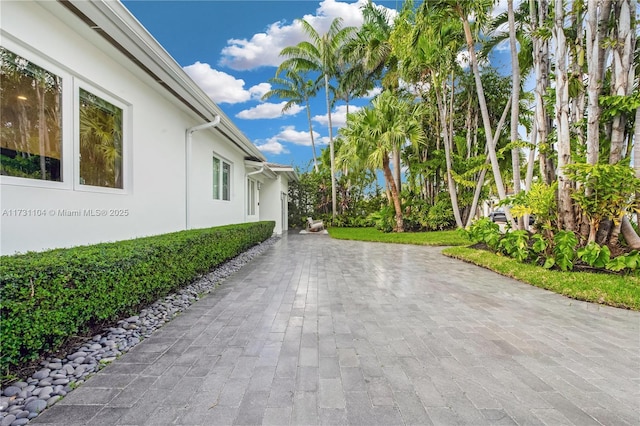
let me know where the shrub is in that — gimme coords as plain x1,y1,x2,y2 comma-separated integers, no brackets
0,221,274,376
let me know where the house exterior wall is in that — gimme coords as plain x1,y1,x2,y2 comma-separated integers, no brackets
0,1,271,255
260,176,289,235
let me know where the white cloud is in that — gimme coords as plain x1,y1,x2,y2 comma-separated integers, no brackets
312,104,361,128
236,102,303,119
363,87,382,98
219,0,394,71
255,139,289,155
274,126,318,146
182,61,270,104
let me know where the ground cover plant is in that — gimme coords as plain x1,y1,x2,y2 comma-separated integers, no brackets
0,221,274,378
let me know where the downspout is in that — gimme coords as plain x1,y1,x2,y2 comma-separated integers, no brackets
185,116,220,230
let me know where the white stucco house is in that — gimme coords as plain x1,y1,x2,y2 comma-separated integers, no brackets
0,0,296,255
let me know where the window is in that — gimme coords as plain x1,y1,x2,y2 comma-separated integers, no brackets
247,179,256,215
78,88,123,189
213,155,231,200
0,47,62,181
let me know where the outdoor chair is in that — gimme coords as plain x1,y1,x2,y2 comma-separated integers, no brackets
306,217,324,232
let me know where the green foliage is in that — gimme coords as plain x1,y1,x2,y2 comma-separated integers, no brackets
498,230,530,262
564,163,640,228
577,242,611,269
530,233,549,255
507,182,557,229
606,251,640,273
547,230,579,271
464,217,501,250
426,197,455,231
0,221,274,376
367,205,395,233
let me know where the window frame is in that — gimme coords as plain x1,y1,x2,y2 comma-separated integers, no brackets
247,178,257,216
0,39,73,189
73,79,130,194
212,153,231,201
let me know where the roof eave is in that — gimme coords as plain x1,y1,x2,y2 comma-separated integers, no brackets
57,0,265,161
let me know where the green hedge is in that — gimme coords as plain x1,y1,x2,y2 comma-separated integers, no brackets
0,221,275,376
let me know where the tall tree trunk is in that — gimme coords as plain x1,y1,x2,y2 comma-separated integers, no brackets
435,82,463,228
393,148,401,199
585,0,606,166
531,0,555,185
553,0,575,231
459,10,515,226
325,74,337,218
382,155,403,232
306,101,319,173
508,0,522,228
609,0,634,164
466,96,512,228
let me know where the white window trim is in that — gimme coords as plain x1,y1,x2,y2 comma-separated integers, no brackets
212,152,232,201
0,37,73,190
73,79,131,194
247,178,257,216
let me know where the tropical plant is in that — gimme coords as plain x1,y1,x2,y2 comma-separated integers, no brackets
278,18,356,218
262,70,321,171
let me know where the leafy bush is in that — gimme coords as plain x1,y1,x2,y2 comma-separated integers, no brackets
606,250,640,273
577,242,611,268
546,230,579,271
498,230,530,262
0,221,274,376
463,217,501,250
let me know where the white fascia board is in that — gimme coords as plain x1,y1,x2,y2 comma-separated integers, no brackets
59,0,265,161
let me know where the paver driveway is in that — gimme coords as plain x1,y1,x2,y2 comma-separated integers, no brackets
33,232,640,425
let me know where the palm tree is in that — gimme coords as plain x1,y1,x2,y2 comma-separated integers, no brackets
430,0,516,227
344,1,402,189
262,70,321,172
339,91,425,232
278,18,355,218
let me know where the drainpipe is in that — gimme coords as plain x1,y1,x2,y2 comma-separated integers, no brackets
185,116,220,230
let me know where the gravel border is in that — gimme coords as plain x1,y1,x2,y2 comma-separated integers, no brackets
0,236,280,426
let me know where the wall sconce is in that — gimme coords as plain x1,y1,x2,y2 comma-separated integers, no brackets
257,182,262,190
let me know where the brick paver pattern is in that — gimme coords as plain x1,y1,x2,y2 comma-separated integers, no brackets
33,233,640,425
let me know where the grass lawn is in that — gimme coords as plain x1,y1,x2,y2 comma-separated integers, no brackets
327,227,469,246
326,227,640,311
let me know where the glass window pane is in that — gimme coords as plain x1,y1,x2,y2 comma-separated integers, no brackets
0,47,62,181
212,157,220,199
79,88,123,188
222,162,230,201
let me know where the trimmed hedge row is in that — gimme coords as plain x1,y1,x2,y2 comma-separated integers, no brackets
0,221,275,376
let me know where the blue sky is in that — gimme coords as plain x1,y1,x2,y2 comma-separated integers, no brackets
122,0,510,171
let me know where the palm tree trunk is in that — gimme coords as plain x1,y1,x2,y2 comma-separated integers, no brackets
530,0,555,185
609,0,634,164
435,85,463,228
460,14,515,227
553,0,575,231
325,74,337,218
620,103,640,249
585,0,605,165
508,0,522,228
306,102,319,172
382,155,403,232
466,96,512,228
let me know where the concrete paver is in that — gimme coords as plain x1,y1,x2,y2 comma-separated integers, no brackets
32,232,640,425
